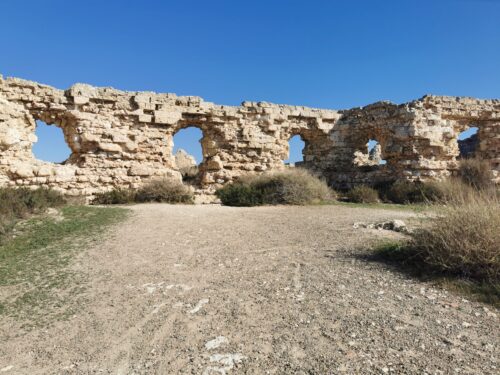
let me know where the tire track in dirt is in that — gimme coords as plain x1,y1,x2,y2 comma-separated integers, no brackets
0,204,498,374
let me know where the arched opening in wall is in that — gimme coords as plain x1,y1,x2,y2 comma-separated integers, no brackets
172,126,203,183
457,126,479,159
285,135,305,167
354,139,386,167
32,120,72,163
367,139,387,165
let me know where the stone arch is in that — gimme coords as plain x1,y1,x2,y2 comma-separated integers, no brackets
167,120,224,186
352,131,390,170
281,121,335,175
284,134,305,166
353,138,387,167
457,126,479,159
29,110,82,164
172,126,203,183
450,121,487,160
32,120,72,163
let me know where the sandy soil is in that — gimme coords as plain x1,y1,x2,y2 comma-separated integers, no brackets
0,204,498,374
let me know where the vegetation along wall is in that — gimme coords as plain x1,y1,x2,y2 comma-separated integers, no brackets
0,76,498,199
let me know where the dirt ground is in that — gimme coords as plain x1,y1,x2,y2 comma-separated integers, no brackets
0,204,498,374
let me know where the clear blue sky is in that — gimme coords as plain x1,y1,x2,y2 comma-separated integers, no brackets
1,0,498,163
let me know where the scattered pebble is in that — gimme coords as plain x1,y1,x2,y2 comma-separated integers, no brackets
189,298,209,314
205,336,229,350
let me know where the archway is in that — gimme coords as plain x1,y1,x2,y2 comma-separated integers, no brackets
457,126,478,159
32,120,72,163
367,139,387,165
172,126,203,182
354,138,386,167
285,134,305,166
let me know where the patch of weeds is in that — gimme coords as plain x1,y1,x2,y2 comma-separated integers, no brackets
0,205,128,328
0,187,66,243
367,241,499,307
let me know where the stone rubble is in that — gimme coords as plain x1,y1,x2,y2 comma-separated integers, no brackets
354,219,410,233
0,76,498,199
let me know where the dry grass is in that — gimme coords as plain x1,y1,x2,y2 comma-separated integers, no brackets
411,190,499,282
375,181,499,287
217,168,334,206
381,180,446,204
371,179,499,304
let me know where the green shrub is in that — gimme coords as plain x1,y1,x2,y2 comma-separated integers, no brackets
92,188,135,205
346,185,379,203
458,158,494,190
135,179,194,203
216,169,334,206
216,184,263,207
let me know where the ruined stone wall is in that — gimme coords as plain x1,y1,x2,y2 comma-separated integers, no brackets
328,96,500,188
0,76,498,199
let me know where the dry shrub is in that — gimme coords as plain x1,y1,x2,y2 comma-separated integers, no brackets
217,169,334,206
0,187,66,238
135,179,194,203
92,179,194,205
458,158,494,190
346,185,379,203
410,193,500,282
383,180,438,204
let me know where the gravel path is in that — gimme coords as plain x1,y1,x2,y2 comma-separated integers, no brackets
0,204,498,374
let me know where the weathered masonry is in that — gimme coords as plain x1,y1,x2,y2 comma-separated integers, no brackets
0,76,499,199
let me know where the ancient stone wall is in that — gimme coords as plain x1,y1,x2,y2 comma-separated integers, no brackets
0,76,498,199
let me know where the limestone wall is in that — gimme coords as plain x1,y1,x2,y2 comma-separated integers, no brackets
0,76,498,198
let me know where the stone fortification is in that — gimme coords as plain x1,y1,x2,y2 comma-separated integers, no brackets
1,76,498,199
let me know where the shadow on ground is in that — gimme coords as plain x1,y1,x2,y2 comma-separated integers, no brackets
353,241,500,307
